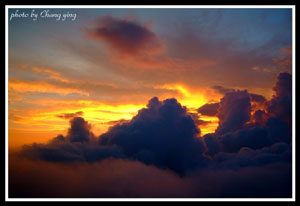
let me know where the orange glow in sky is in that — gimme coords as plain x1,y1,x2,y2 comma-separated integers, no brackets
8,82,221,148
7,9,291,149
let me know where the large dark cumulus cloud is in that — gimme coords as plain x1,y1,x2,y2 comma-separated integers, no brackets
197,93,265,118
215,90,251,135
202,72,292,155
265,72,292,128
251,73,292,142
99,97,206,175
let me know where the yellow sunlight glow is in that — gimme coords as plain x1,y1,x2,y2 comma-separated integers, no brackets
9,83,221,146
155,84,219,135
154,84,208,109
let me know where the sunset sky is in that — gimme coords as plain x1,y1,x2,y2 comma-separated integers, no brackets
8,8,292,148
7,7,293,199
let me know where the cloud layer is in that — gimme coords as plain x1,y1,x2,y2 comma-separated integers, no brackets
9,156,291,198
11,72,293,198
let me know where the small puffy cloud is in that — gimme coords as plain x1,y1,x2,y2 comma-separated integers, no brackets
197,102,220,116
87,15,163,56
20,117,125,162
86,15,216,72
67,117,94,143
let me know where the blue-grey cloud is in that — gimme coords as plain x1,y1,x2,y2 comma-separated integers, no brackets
215,90,251,135
265,72,292,127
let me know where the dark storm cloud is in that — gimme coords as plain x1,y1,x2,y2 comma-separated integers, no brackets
215,90,251,135
56,111,84,120
202,72,292,155
99,97,206,175
272,72,292,98
197,102,220,116
19,72,292,174
87,15,162,55
265,72,292,127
